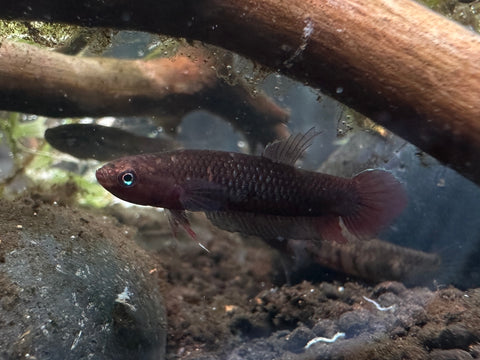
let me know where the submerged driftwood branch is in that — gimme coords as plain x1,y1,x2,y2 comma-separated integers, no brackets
0,40,289,147
1,0,480,183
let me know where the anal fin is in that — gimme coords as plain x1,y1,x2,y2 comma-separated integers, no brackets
205,211,349,243
316,216,349,244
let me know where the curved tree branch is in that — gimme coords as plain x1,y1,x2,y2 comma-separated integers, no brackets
1,0,480,183
0,40,289,147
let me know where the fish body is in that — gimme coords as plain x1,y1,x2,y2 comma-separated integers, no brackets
288,238,440,285
96,129,407,243
45,124,179,161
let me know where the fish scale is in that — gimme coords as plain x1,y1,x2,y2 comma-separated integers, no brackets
169,151,305,213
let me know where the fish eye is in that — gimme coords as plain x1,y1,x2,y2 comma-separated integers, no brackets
119,170,136,187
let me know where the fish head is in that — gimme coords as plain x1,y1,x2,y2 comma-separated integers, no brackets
45,125,96,159
96,155,180,208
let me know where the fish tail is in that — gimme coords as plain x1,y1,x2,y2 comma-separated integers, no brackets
341,170,407,240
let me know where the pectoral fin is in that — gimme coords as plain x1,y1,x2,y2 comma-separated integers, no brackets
167,209,196,240
178,179,227,211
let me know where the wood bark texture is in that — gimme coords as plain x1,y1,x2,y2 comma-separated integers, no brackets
1,0,480,183
0,41,289,148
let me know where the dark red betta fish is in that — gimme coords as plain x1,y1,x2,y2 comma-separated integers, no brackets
96,129,407,243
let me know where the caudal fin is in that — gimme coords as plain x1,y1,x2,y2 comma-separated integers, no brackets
342,170,407,240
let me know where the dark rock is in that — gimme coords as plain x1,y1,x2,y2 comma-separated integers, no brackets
428,349,473,360
392,304,428,333
338,309,372,337
377,292,400,307
423,324,477,350
312,319,338,337
283,326,314,352
0,200,166,360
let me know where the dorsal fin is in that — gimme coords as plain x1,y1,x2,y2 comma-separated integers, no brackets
262,127,320,165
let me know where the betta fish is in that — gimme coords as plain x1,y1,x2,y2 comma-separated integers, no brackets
45,123,179,161
95,128,407,243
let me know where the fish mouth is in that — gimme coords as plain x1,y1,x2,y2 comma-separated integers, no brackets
95,164,115,187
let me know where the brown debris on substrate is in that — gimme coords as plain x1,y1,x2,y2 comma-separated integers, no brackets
105,208,478,360
163,245,480,360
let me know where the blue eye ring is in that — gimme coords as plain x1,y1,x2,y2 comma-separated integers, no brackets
119,170,136,187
